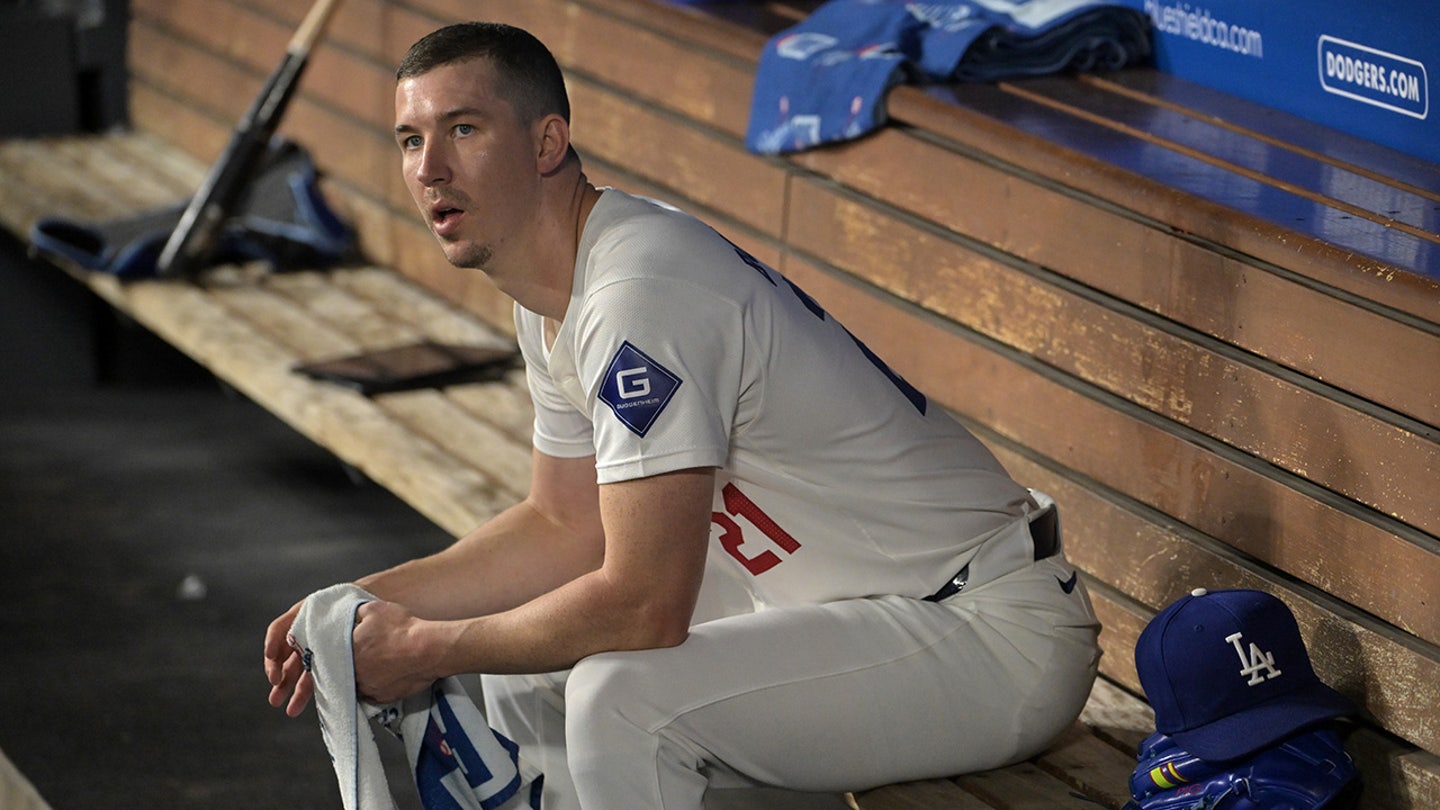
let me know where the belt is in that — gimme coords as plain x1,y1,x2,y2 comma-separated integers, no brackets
924,504,1061,602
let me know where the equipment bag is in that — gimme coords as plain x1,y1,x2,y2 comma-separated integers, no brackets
29,139,356,280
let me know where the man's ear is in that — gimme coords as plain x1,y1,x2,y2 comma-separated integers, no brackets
536,114,572,175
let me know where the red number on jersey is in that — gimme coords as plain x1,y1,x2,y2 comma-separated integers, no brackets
712,483,801,576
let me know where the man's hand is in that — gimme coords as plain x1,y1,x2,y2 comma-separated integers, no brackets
352,599,448,704
263,599,314,717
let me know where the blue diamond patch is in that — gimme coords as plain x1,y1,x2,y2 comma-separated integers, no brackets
598,342,682,437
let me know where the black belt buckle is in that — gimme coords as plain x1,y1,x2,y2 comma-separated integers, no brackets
925,507,1060,602
924,563,969,603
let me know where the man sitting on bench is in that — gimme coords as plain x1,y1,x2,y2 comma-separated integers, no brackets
263,21,1101,810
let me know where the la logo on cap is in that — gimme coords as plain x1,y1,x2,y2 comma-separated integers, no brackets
1134,588,1356,763
1228,630,1281,685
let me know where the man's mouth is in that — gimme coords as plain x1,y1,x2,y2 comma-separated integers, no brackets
431,205,464,236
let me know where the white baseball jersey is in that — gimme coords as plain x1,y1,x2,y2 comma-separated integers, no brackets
517,189,1033,608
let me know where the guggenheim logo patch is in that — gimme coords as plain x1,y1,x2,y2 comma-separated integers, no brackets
599,341,682,437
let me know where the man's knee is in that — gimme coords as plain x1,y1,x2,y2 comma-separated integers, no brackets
565,650,659,737
565,649,706,763
565,651,712,805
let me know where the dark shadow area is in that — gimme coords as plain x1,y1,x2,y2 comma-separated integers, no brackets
0,233,449,807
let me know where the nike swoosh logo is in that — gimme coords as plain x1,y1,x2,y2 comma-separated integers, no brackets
1057,571,1079,594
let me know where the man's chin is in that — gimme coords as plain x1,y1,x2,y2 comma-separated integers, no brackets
439,240,491,270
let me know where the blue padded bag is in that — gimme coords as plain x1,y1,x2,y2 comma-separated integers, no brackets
30,138,355,280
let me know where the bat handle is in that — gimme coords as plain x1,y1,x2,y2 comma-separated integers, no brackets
290,0,344,55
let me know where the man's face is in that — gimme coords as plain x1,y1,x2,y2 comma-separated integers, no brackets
394,59,539,269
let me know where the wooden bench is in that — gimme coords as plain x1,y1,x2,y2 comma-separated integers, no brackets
0,133,535,542
3,0,1437,807
0,142,1152,810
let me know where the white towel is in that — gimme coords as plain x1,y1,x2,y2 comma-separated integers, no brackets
290,583,543,810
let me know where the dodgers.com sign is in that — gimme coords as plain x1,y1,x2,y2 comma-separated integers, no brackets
1319,36,1428,120
1123,0,1439,165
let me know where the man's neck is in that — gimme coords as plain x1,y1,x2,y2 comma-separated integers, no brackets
495,175,602,322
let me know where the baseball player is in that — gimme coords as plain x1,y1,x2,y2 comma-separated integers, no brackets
263,21,1101,810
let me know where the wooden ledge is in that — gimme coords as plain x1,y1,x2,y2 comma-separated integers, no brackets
0,133,533,539
612,0,1440,326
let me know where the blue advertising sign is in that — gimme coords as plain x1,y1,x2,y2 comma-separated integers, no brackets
1121,0,1438,165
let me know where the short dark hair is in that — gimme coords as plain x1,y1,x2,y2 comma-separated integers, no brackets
396,22,570,125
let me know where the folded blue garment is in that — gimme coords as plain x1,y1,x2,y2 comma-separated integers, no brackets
746,0,1151,155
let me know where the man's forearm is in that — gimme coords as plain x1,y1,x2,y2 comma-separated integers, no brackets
423,566,694,678
356,497,604,621
351,468,715,695
428,468,716,675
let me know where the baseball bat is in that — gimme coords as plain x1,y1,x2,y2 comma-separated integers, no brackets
156,0,344,279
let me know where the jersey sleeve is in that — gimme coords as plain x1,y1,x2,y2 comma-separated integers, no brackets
573,277,743,484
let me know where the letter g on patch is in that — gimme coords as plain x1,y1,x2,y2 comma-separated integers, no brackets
598,341,682,437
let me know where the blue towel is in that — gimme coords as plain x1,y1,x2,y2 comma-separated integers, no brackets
291,584,544,810
746,0,1151,154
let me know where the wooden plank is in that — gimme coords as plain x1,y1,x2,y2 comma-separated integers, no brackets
131,0,393,130
1084,587,1149,696
584,0,794,63
93,273,505,537
1034,725,1134,810
204,278,359,360
126,81,232,168
241,0,393,67
568,75,788,239
212,284,531,514
887,83,1440,326
1007,76,1440,240
46,133,192,205
258,271,428,351
445,372,538,447
784,176,1440,535
564,2,757,139
374,390,533,499
851,779,997,810
1090,70,1440,200
127,19,397,202
990,445,1440,754
775,253,1440,654
248,272,534,498
790,137,1440,432
1078,678,1152,755
0,139,140,223
1348,728,1440,810
956,762,1115,809
125,19,263,155
326,267,516,348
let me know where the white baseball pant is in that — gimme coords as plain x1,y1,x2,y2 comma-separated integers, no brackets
482,551,1100,810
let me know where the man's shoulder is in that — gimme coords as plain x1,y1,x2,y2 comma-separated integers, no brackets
584,192,739,292
590,190,716,254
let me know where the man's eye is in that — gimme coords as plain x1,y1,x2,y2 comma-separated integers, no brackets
455,124,475,136
400,135,422,149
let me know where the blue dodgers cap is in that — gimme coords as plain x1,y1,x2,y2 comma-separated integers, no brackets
1135,588,1357,763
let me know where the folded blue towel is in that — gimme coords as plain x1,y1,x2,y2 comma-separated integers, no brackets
746,0,1151,155
292,584,544,810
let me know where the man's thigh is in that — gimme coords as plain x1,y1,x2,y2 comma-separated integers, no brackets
566,584,1096,793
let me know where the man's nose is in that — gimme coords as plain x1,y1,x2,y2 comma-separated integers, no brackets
415,143,451,186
